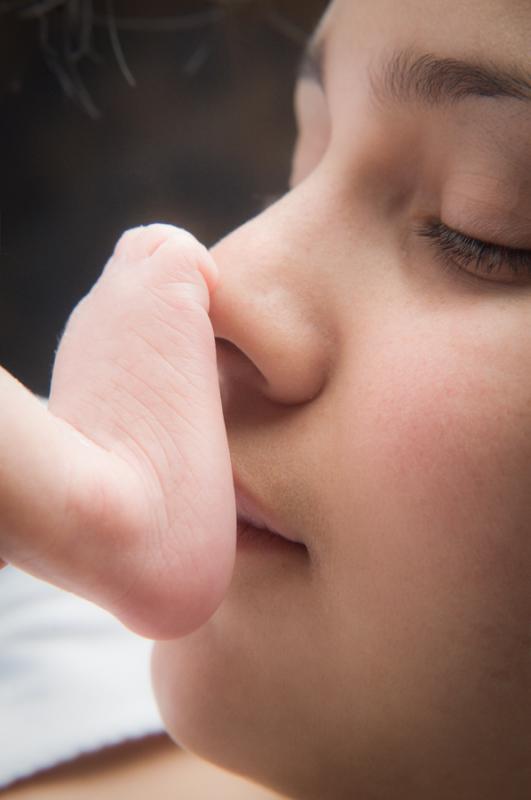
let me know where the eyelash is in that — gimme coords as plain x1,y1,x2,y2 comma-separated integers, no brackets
417,220,531,284
260,192,531,285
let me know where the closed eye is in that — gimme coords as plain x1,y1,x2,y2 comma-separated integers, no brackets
417,220,531,285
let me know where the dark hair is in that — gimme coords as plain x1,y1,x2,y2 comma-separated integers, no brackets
0,1,241,116
0,1,312,117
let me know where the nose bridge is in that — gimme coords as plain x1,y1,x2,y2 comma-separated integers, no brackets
209,178,338,405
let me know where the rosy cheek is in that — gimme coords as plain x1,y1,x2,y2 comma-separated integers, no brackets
333,322,531,611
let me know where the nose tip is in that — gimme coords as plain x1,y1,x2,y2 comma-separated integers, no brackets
208,198,334,408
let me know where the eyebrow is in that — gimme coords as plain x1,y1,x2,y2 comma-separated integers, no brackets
297,39,531,107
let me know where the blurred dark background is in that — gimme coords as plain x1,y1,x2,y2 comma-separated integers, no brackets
0,0,326,395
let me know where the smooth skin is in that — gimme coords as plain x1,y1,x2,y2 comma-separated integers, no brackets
152,0,531,798
0,225,236,638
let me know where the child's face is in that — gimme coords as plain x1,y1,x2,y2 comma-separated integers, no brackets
153,0,531,797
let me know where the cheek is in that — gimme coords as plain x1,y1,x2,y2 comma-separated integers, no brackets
330,318,531,618
319,319,531,743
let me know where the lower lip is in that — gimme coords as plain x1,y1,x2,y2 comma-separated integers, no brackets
236,519,305,553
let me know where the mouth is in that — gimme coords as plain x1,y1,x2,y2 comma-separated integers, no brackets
236,518,306,552
234,479,308,555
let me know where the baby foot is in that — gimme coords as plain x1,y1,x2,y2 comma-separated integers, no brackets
46,224,236,638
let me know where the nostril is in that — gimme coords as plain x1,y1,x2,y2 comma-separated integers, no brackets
215,338,267,388
215,338,273,422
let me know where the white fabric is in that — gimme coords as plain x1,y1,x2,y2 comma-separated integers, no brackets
0,566,164,788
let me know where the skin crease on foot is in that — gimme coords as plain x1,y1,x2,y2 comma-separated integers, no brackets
0,224,236,638
150,0,531,798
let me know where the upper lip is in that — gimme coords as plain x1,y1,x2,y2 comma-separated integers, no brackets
233,474,305,546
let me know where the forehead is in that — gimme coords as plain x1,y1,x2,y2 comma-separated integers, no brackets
323,0,531,65
295,0,531,217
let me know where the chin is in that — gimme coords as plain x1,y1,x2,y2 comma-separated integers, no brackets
150,608,332,800
150,544,352,800
151,619,286,795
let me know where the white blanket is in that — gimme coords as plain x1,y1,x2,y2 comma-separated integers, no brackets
0,566,164,787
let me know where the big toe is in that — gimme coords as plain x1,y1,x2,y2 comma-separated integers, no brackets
112,224,219,301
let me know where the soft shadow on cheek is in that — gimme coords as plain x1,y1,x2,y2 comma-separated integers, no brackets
335,335,531,601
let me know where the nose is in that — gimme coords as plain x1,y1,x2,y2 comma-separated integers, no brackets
208,189,336,407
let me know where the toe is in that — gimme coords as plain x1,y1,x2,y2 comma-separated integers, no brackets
114,223,184,261
113,224,219,296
